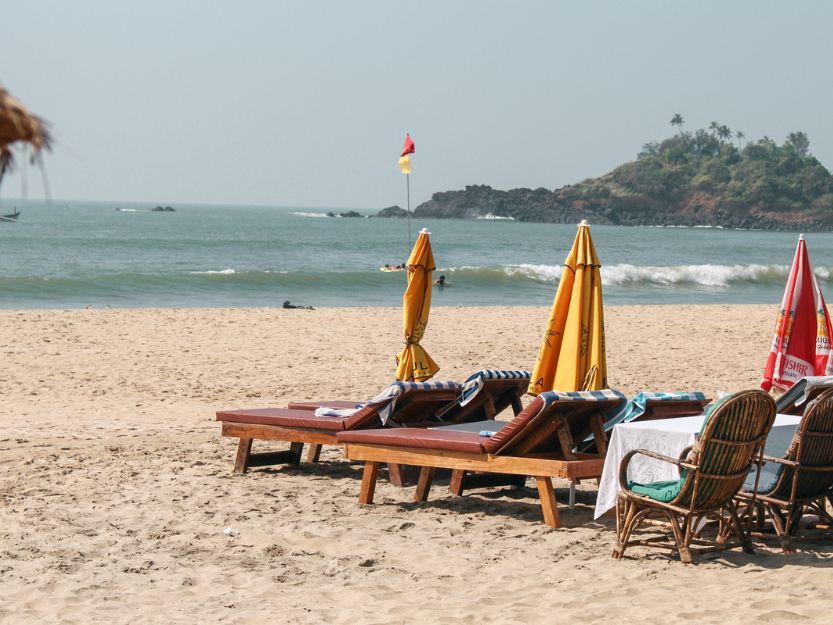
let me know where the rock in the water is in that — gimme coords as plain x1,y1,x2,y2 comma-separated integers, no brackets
376,205,409,218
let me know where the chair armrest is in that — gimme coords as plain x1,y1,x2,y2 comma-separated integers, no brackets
617,448,697,491
760,454,799,467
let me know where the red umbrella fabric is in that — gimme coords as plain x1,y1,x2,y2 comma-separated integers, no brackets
762,235,833,392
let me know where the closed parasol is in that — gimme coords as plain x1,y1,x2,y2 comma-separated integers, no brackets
395,228,439,382
529,220,607,394
762,234,833,392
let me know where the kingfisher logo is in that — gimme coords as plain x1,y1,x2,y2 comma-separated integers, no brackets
782,355,811,381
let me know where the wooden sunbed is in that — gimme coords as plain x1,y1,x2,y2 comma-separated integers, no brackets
217,382,462,479
336,390,627,528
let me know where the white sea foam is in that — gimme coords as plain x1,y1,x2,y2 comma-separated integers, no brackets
467,263,833,288
190,269,237,275
477,213,516,221
290,211,330,218
600,264,788,287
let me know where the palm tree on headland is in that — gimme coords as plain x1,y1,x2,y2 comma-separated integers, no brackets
670,113,685,136
709,121,720,138
718,125,732,143
736,130,745,150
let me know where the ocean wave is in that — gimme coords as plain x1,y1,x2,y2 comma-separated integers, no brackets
290,211,330,218
438,263,833,288
190,269,237,275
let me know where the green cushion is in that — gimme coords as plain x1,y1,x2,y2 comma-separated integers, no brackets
627,478,684,502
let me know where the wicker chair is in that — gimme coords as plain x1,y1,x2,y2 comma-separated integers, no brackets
736,387,833,552
612,390,776,564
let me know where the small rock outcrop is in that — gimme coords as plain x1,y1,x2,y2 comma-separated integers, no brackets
375,205,409,218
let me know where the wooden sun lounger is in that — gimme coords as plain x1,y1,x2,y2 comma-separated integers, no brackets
337,391,627,528
217,384,462,484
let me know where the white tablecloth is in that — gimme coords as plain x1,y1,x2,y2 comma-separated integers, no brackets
594,413,802,519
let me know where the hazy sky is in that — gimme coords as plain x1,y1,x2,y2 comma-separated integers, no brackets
3,1,833,209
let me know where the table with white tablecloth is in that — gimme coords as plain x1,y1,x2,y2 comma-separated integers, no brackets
594,413,802,519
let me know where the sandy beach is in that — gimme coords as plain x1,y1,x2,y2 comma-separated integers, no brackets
1,304,832,624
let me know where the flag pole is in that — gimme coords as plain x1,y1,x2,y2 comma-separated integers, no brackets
406,173,411,250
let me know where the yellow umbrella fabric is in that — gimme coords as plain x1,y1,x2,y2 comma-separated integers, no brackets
528,220,607,395
395,228,440,382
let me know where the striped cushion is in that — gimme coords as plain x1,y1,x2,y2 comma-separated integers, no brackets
538,389,626,404
315,380,460,425
459,369,530,406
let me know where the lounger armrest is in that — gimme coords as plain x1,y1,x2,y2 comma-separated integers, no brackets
618,448,697,491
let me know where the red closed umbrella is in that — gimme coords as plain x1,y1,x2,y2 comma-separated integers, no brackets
762,234,833,392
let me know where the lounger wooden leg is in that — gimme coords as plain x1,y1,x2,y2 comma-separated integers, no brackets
535,476,561,528
415,467,436,502
306,443,322,463
288,442,304,466
387,463,415,486
359,461,381,505
448,469,466,496
234,438,253,474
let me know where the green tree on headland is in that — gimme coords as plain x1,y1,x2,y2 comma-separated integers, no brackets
414,121,833,229
670,113,685,135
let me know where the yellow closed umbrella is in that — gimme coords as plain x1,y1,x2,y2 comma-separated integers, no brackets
529,220,607,395
395,228,440,381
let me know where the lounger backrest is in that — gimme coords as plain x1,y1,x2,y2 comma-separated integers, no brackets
673,390,775,510
481,389,626,456
343,381,462,430
776,377,833,415
440,369,530,423
769,387,833,500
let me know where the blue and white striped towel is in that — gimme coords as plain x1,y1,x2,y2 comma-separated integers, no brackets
314,380,461,425
459,369,531,406
603,391,707,430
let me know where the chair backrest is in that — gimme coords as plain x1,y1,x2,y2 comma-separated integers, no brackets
441,369,530,423
768,387,833,500
481,389,627,456
343,381,462,430
673,390,776,510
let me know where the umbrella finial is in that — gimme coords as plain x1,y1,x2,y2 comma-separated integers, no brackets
420,227,431,235
579,219,590,227
799,233,805,241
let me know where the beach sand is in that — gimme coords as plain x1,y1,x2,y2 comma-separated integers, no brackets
1,305,831,624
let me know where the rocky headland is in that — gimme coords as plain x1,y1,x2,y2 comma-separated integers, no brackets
380,127,833,230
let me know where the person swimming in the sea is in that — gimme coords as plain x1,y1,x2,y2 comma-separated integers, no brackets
434,274,450,287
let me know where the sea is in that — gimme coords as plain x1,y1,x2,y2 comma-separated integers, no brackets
1,199,832,310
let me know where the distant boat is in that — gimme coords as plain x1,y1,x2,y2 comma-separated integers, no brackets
0,207,20,222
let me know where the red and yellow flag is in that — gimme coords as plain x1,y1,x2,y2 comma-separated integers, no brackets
398,133,415,174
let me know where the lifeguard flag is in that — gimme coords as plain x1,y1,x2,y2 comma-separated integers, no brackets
399,134,415,174
761,234,833,392
401,134,415,157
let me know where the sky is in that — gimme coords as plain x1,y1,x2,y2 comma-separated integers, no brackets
2,1,833,210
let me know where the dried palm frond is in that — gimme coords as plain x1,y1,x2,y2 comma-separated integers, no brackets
0,85,52,180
